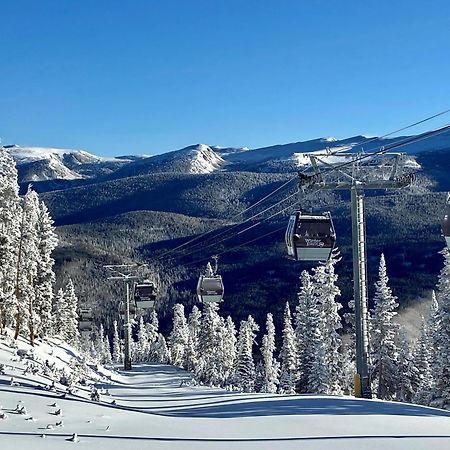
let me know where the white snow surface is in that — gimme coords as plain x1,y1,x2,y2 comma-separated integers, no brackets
188,144,225,174
1,333,450,449
6,146,128,181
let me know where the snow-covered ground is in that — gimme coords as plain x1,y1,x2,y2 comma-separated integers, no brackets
1,334,450,449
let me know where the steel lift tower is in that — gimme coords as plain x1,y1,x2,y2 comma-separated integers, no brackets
299,152,415,398
105,264,141,370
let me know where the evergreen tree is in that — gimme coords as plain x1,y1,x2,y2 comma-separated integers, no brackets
312,254,344,394
341,341,356,395
279,302,297,394
14,188,40,343
370,253,399,400
52,288,66,337
308,331,329,394
145,310,159,361
184,306,201,372
429,249,450,409
197,303,223,385
62,279,79,345
234,316,259,392
34,200,58,338
261,313,280,393
413,297,437,405
154,333,170,364
0,149,21,332
96,324,106,363
219,316,237,387
169,304,189,367
112,320,123,363
136,316,149,362
396,331,417,403
295,270,321,393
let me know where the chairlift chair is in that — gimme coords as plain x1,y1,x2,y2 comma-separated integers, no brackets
285,211,336,261
134,280,158,310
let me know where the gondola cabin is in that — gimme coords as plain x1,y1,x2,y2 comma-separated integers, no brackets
197,275,224,303
286,211,336,261
443,199,450,249
134,280,157,310
79,307,93,333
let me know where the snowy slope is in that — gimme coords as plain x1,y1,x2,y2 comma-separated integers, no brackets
6,146,131,182
221,131,450,172
109,144,225,178
1,333,450,449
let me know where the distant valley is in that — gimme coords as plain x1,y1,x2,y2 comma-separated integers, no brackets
7,131,450,334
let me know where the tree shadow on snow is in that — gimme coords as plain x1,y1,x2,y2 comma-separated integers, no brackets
156,396,450,419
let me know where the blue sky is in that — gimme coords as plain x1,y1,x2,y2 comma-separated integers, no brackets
1,0,450,156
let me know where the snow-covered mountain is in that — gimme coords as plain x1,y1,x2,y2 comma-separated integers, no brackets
109,143,226,179
8,128,450,182
6,146,132,182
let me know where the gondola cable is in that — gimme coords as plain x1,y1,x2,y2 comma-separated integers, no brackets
152,111,450,264
143,111,450,270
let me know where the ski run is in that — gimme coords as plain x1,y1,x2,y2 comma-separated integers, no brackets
2,140,450,449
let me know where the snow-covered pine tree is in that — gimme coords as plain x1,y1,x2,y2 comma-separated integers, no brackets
14,188,40,343
427,289,439,373
261,313,280,393
218,315,237,387
62,279,79,345
96,323,107,363
307,329,329,394
429,249,450,409
52,288,66,337
136,316,149,362
396,331,417,403
169,304,189,368
146,309,159,361
295,270,321,393
312,253,344,395
279,302,297,394
154,333,170,364
412,318,431,402
234,315,259,392
370,253,399,400
188,305,201,346
184,306,201,373
197,303,223,385
112,320,123,363
342,298,357,395
0,149,21,332
34,200,58,338
104,334,112,364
